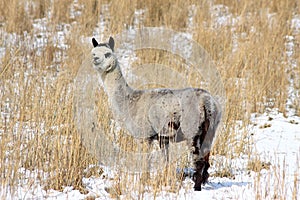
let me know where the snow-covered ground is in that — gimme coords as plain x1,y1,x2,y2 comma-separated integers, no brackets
3,110,297,200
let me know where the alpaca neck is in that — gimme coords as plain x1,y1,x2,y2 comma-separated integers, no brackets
102,64,133,117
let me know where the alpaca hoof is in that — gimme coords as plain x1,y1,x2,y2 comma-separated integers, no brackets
194,186,202,191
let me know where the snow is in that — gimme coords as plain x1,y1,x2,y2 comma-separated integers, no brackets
291,15,300,34
1,110,298,200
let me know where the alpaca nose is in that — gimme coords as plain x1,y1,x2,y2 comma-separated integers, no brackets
93,56,102,64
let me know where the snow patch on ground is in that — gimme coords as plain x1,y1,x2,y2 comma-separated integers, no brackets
1,111,298,199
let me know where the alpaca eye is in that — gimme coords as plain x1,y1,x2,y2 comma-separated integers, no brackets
104,52,111,58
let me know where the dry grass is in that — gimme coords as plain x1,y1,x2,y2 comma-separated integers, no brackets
0,0,299,199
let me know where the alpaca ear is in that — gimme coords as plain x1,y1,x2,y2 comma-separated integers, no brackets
92,38,98,47
108,37,115,51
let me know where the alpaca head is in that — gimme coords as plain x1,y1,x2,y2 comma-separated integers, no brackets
91,37,116,74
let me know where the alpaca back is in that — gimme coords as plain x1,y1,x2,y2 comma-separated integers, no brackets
119,87,220,142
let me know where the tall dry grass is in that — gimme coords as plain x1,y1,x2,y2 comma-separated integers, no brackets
0,0,299,199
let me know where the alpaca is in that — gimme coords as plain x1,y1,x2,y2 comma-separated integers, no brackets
91,37,222,191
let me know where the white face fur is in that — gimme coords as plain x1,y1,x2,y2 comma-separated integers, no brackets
91,37,116,74
92,46,115,73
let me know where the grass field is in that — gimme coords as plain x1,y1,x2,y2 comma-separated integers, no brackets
0,0,299,199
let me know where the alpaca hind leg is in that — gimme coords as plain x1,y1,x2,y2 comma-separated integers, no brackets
193,109,212,191
192,153,210,191
192,135,204,191
201,153,210,184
